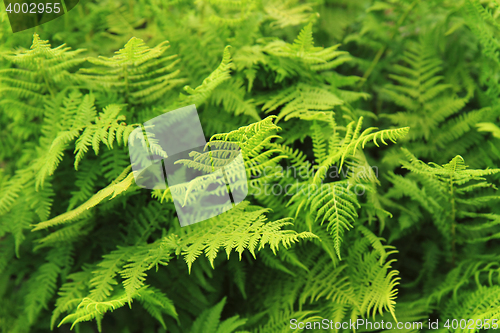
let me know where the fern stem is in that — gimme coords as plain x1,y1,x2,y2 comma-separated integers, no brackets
449,178,456,267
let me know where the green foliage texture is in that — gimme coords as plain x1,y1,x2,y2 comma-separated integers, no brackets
1,0,500,332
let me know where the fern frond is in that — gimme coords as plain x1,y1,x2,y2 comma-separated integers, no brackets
189,297,247,333
51,270,92,330
180,45,234,106
163,202,316,272
261,83,342,122
290,180,359,259
32,170,134,231
74,104,136,170
120,244,173,304
59,289,133,330
264,22,352,71
312,117,408,185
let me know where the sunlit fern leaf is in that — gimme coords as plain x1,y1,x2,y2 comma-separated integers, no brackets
162,202,317,273
80,37,185,105
264,22,352,71
58,287,162,331
311,117,409,185
264,0,314,29
0,33,85,106
74,104,135,170
289,180,360,259
477,122,500,139
23,245,73,326
59,286,177,332
286,117,407,259
50,270,92,330
261,83,342,122
88,245,138,302
120,243,173,304
32,169,134,231
179,45,234,107
24,176,54,222
346,235,400,322
35,129,81,188
34,92,96,188
208,116,287,176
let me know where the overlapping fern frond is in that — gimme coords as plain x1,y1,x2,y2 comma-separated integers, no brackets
381,37,497,164
387,148,500,261
163,202,317,272
286,116,407,259
80,37,186,106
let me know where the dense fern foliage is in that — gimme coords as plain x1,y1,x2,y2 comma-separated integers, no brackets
1,0,500,332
